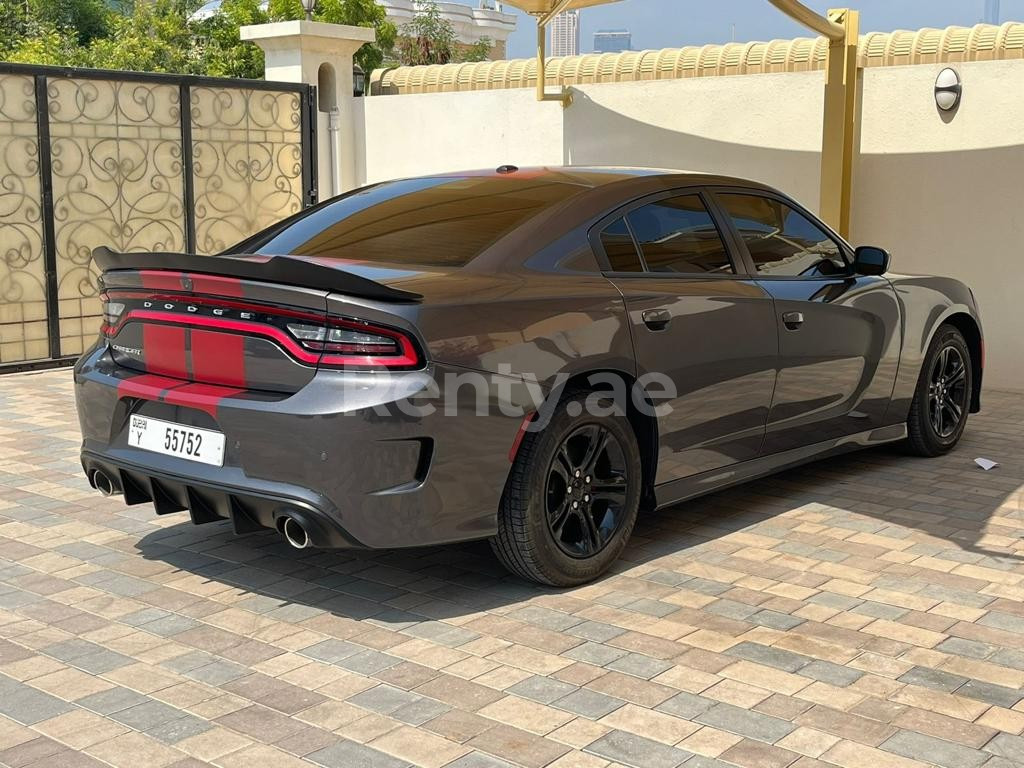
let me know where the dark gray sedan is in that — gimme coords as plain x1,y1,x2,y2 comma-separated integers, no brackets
75,167,983,585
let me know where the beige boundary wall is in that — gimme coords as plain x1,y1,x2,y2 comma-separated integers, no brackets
354,58,1024,391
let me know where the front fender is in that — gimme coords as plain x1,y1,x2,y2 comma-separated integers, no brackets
886,275,983,423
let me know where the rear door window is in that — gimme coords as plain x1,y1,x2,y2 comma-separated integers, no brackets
599,217,644,272
627,195,733,274
597,194,735,275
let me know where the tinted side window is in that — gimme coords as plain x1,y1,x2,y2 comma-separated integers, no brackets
599,217,643,272
625,195,733,274
718,194,847,277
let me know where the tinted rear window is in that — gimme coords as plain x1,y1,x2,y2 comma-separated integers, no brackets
235,176,585,267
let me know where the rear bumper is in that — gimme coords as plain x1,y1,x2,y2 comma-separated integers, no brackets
75,344,528,549
81,450,359,547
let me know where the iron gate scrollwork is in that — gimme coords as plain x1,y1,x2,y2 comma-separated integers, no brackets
0,63,317,370
191,87,306,254
0,74,47,365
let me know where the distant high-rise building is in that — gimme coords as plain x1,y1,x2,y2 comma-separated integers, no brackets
985,0,1001,24
593,29,631,53
550,10,580,57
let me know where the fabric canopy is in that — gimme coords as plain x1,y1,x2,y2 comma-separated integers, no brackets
499,0,619,17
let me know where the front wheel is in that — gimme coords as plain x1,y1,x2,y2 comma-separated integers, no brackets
491,390,642,586
906,324,972,457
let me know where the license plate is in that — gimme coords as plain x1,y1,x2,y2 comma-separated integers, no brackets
128,415,225,467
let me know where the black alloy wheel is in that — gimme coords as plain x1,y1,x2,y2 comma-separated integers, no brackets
545,424,629,558
906,323,972,457
491,388,642,586
927,344,969,439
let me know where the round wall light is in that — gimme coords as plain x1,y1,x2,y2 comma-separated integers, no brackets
935,67,962,112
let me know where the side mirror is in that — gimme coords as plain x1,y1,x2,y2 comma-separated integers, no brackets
853,246,890,276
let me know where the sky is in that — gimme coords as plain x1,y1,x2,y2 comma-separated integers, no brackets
500,0,1024,59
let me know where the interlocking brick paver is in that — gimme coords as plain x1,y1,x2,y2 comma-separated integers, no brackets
798,659,864,687
467,722,570,767
0,735,65,767
0,676,73,725
506,674,578,704
696,702,796,744
444,754,517,768
2,372,1024,768
957,678,1024,709
111,699,190,731
584,729,692,768
881,730,990,768
897,665,969,692
725,641,810,673
555,688,626,719
720,738,801,768
656,691,716,720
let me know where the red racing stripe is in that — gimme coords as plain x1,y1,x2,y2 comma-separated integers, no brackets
190,329,247,387
190,274,244,297
116,373,186,401
140,270,183,291
142,325,188,379
163,382,245,419
123,310,320,365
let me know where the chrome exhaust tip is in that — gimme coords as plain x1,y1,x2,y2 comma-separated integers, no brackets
92,470,117,497
281,516,311,549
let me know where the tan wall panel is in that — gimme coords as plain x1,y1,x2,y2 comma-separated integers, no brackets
853,60,1024,392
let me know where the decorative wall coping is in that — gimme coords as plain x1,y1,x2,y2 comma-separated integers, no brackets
370,21,1024,95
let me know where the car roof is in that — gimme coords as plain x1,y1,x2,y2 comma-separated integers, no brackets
233,166,790,275
430,165,777,192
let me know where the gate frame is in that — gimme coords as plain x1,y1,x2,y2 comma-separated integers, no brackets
0,62,318,373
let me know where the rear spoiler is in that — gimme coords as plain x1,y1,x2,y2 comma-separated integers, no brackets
92,246,423,303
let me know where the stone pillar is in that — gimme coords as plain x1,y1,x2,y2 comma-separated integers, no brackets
241,21,375,198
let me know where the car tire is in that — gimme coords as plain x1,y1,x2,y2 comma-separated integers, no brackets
491,389,642,586
906,324,972,457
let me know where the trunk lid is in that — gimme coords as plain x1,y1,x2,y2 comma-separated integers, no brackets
101,269,330,394
96,248,424,395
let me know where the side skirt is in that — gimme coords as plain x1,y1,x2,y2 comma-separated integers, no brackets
653,423,907,510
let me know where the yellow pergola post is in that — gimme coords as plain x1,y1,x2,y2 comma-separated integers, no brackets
820,8,859,238
534,0,575,106
768,1,860,237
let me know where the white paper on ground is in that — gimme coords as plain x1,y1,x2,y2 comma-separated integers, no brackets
974,457,999,471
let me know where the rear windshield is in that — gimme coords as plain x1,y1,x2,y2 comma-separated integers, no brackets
234,175,585,267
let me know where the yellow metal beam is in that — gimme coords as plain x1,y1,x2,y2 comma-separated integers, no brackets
767,0,844,40
768,0,859,237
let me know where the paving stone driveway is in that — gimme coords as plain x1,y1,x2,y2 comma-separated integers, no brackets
0,370,1023,768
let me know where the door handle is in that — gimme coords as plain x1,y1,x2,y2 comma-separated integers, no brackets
782,311,804,330
642,309,672,330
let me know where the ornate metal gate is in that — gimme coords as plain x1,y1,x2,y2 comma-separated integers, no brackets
0,64,317,371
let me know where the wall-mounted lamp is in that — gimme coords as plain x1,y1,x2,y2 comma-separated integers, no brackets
935,67,962,112
301,0,316,21
353,64,366,97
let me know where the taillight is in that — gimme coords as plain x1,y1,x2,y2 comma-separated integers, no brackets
286,317,421,369
100,294,125,335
